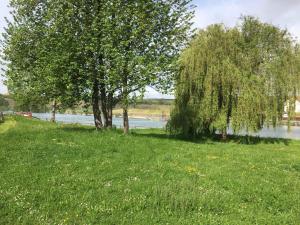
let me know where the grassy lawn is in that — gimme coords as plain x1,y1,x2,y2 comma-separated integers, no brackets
0,116,300,224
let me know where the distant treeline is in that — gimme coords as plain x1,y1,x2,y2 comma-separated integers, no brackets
132,99,174,106
5,95,173,114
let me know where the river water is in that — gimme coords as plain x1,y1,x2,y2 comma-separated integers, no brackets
32,113,167,129
32,113,300,140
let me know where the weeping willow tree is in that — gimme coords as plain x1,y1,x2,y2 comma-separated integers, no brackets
168,16,300,138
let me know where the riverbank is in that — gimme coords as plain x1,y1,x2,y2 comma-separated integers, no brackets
1,117,300,224
30,113,300,139
32,113,167,129
63,103,172,120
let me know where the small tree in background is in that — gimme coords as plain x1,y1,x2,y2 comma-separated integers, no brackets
0,95,9,111
0,95,8,123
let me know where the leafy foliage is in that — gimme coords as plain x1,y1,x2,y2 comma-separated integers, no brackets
168,17,300,137
2,0,194,131
0,94,9,111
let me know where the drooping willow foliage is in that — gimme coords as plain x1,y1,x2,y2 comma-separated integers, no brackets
168,16,300,137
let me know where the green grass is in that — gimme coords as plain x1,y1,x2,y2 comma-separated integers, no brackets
1,116,300,224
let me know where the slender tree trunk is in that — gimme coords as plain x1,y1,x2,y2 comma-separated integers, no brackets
122,74,129,134
50,99,57,123
221,129,227,140
92,79,103,130
107,107,113,128
100,83,108,128
0,112,4,123
123,106,129,134
106,11,115,130
106,92,113,129
227,86,233,126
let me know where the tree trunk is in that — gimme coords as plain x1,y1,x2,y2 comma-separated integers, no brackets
92,79,103,130
122,72,129,134
50,100,57,123
0,112,4,123
221,129,227,140
123,106,129,134
106,92,113,129
100,83,108,128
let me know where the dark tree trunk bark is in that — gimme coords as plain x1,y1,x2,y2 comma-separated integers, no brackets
92,79,103,130
106,92,113,129
50,99,57,123
221,129,227,140
0,112,4,123
227,86,233,126
122,73,129,134
99,83,108,128
123,106,129,134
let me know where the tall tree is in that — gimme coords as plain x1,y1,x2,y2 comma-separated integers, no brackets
3,0,194,131
168,17,300,138
2,0,80,121
101,0,194,133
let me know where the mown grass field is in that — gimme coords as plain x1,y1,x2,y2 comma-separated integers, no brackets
0,116,300,224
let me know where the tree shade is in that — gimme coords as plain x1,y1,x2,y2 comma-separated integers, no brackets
168,17,300,138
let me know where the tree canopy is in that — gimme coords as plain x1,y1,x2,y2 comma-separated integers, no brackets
2,0,194,132
168,16,300,138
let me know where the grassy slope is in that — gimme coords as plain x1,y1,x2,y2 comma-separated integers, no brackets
0,117,300,225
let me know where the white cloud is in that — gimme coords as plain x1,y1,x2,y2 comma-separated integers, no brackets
144,87,174,99
193,0,300,40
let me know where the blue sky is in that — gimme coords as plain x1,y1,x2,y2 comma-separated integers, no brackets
1,0,300,97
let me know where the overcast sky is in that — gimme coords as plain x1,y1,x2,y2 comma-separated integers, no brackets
1,0,300,97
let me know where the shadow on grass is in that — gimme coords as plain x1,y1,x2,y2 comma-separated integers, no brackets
58,124,125,135
131,131,291,146
29,116,290,146
225,134,290,145
58,124,96,133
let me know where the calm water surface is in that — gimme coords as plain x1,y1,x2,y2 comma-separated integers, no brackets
32,113,300,140
33,113,166,129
